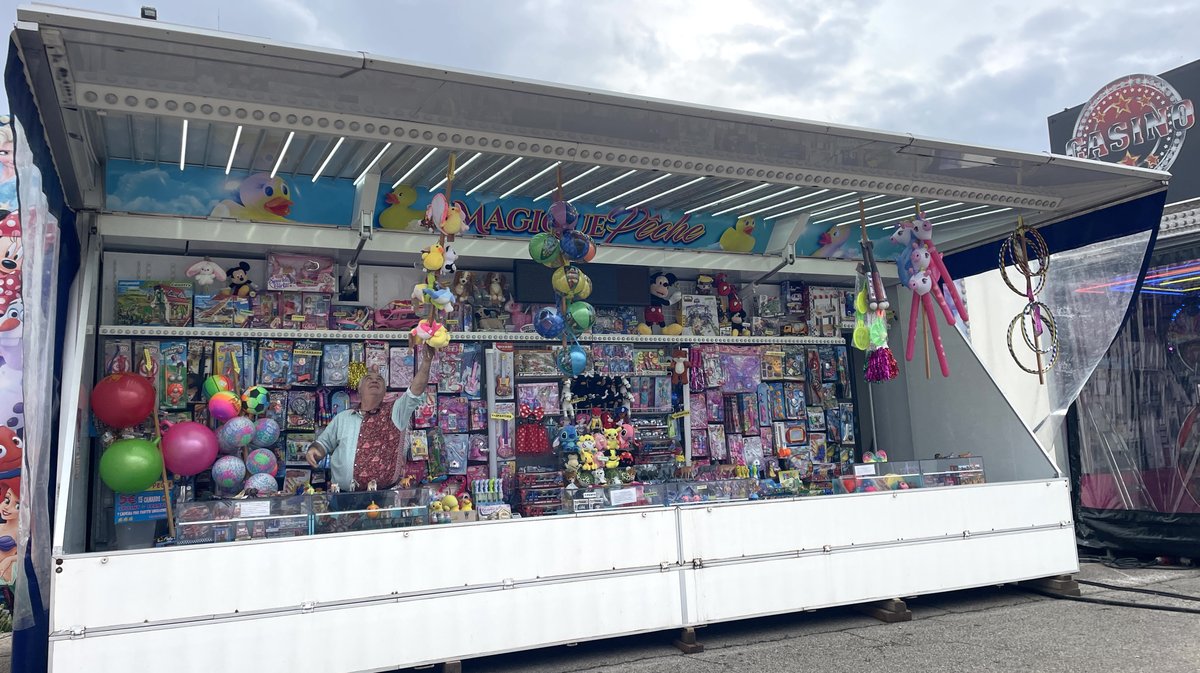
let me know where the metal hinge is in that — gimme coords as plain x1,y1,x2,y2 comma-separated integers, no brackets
822,545,832,554
300,601,315,613
692,558,704,569
962,530,972,538
502,578,515,590
660,562,673,572
69,626,85,639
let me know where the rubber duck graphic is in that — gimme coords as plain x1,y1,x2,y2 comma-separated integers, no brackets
813,223,853,258
210,174,294,222
0,299,21,336
379,185,424,231
718,216,757,253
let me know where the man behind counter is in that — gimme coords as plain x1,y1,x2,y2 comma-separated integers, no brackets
305,344,434,491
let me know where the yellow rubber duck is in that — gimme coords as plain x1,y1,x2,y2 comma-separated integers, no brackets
718,216,757,253
379,185,424,231
210,173,294,222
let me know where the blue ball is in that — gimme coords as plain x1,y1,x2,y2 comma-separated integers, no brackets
559,230,592,260
534,307,565,339
556,345,590,376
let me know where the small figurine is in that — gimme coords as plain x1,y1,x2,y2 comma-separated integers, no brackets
730,309,750,336
695,274,715,295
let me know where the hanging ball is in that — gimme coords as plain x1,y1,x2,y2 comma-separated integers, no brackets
241,385,270,416
566,301,596,331
575,273,593,300
552,265,591,298
534,307,566,339
582,240,597,262
556,345,591,377
160,421,219,477
245,448,279,476
528,232,564,267
208,390,243,424
203,374,234,400
99,438,164,494
244,472,279,495
90,373,156,429
252,417,281,448
549,200,579,230
211,455,247,492
217,416,256,454
559,230,592,260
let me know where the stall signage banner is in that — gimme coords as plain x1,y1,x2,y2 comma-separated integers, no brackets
113,479,173,524
374,183,775,253
105,159,355,225
1049,62,1200,203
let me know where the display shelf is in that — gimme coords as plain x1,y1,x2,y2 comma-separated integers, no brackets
98,325,847,345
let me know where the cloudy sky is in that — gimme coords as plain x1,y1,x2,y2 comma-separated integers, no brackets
3,0,1199,153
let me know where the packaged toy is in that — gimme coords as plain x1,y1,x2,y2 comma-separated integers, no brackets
159,341,188,410
103,339,132,376
250,292,281,328
365,340,388,382
440,396,469,433
286,391,317,431
291,340,322,386
389,346,414,389
266,252,336,293
322,343,350,387
194,294,252,327
257,340,293,387
331,302,373,330
115,280,193,326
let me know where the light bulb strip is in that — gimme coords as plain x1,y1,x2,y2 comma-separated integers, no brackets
353,142,393,186
569,169,637,202
502,161,561,199
626,176,706,209
540,165,602,200
312,136,345,183
684,183,770,215
467,157,524,195
270,131,295,178
597,173,673,207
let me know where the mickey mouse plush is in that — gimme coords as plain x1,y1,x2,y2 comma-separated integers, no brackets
225,261,256,298
729,309,751,336
638,271,684,335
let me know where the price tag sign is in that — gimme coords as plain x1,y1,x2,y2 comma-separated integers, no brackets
609,488,638,506
490,412,515,421
670,411,691,420
853,464,878,477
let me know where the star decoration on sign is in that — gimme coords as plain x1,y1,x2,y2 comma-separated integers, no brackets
1119,151,1141,166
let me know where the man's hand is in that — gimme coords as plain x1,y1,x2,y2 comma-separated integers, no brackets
410,343,435,396
305,444,326,469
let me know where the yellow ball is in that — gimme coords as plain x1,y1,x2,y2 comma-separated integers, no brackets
552,266,590,298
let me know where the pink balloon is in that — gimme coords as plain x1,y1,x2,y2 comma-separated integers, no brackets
161,421,220,477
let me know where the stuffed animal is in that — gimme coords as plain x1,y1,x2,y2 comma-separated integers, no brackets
580,450,597,471
459,493,473,511
558,425,579,453
618,423,636,450
730,309,750,336
695,274,715,295
639,271,684,335
225,261,255,297
670,349,689,386
421,245,446,273
423,286,456,312
604,448,620,469
486,273,506,303
565,452,580,471
442,245,459,275
603,427,620,451
186,259,226,291
618,450,634,468
452,271,476,303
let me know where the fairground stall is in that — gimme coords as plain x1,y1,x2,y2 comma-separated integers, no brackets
5,6,1170,672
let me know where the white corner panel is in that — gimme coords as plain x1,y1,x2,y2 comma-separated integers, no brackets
52,508,679,632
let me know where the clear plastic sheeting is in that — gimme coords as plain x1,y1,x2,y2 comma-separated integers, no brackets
958,230,1154,469
1075,239,1200,516
11,116,59,630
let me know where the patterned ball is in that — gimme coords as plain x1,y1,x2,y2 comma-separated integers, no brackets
252,417,281,448
203,375,233,400
217,416,255,454
566,301,596,331
241,386,270,416
549,200,579,230
211,455,246,491
552,265,590,298
245,448,278,476
559,230,592,260
534,307,565,339
528,232,564,267
244,472,279,495
208,390,242,423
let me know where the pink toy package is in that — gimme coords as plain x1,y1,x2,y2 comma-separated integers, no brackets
468,435,488,462
719,345,761,393
365,340,389,382
266,252,337,293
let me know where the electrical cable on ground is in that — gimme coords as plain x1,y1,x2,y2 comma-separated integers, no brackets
1020,586,1200,615
1076,578,1200,603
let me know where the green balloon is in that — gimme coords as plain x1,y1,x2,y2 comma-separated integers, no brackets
100,438,164,494
567,301,596,331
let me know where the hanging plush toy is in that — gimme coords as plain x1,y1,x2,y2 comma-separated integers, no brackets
185,258,226,292
729,309,750,336
638,271,684,335
225,261,255,297
670,349,689,386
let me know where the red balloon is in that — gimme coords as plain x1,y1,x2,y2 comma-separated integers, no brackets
91,373,155,429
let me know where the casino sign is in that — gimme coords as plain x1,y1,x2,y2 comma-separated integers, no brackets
1065,73,1195,171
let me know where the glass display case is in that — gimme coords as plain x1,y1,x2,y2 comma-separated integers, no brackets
311,488,431,534
919,456,986,487
565,483,670,512
833,460,924,494
175,494,309,546
664,478,758,504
